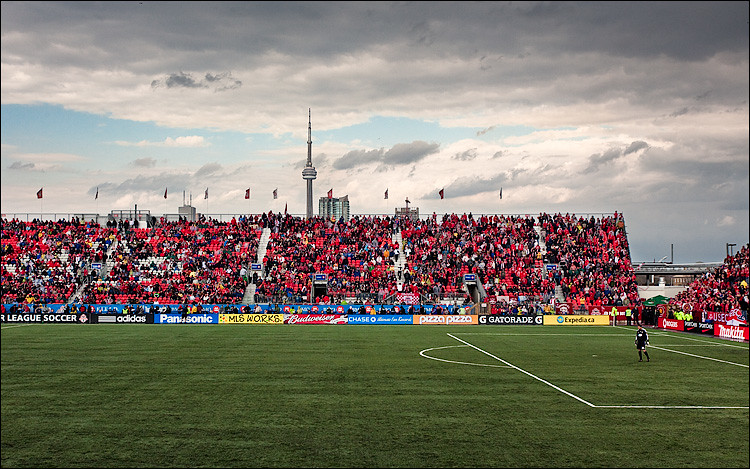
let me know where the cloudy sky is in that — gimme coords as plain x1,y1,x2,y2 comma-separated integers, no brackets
1,1,748,263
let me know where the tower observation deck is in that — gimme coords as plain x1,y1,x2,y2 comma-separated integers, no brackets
302,108,317,220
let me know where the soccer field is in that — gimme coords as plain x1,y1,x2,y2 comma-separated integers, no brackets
1,324,748,468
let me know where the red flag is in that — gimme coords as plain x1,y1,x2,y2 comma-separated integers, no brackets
36,188,43,199
164,188,168,199
204,188,208,200
384,189,388,200
273,188,278,200
439,188,444,199
245,188,250,199
284,202,288,214
328,188,333,199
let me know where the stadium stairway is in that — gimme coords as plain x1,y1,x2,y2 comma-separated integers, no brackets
242,227,271,304
392,231,406,291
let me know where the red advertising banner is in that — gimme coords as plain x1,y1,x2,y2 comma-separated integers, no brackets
714,323,749,341
658,317,684,331
284,314,348,325
703,309,747,325
555,302,573,314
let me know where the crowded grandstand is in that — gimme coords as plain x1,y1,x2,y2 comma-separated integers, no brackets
2,212,747,329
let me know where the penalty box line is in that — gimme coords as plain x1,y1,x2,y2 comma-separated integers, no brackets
446,333,596,408
446,333,749,410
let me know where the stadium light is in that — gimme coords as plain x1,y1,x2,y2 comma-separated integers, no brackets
726,243,736,258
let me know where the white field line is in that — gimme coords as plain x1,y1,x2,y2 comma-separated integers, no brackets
1,323,39,330
419,345,512,368
445,333,749,410
614,325,748,349
648,345,748,368
447,333,597,408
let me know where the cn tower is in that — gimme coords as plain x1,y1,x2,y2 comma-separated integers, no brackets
301,108,317,219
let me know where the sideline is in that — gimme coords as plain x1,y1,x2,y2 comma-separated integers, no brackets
1,323,39,330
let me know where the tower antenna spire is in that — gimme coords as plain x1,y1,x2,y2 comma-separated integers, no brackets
302,108,317,219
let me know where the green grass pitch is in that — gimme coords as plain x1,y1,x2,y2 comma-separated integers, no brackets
2,324,748,468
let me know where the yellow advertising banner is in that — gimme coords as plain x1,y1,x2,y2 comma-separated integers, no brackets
219,314,284,324
543,315,611,326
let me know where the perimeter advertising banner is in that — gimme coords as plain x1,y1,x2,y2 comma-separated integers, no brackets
412,315,478,325
1,312,91,323
714,323,749,341
658,317,684,331
543,315,610,325
154,313,219,324
96,314,153,324
284,314,348,325
347,315,414,325
219,314,284,324
478,315,542,325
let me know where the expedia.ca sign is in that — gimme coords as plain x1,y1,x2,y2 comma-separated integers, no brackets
478,315,542,325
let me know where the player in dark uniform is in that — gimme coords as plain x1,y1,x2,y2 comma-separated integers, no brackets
635,324,650,362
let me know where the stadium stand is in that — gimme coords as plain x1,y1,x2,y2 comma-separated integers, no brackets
7,212,738,316
665,244,749,320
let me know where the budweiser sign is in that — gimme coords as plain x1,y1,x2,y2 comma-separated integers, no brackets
285,314,348,325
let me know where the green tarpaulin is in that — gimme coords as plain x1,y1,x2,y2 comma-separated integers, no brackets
643,295,669,306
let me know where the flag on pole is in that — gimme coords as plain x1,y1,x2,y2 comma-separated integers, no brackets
328,188,333,199
499,187,502,199
95,187,99,200
439,188,444,199
384,189,388,200
245,188,250,199
36,188,43,199
273,188,278,199
204,188,208,200
284,202,288,215
164,188,168,199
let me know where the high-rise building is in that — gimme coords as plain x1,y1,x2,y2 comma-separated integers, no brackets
301,108,317,219
319,194,350,221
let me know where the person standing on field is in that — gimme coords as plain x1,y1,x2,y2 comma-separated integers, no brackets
635,324,650,362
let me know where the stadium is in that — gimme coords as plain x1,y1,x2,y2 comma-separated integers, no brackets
1,2,748,466
1,204,748,468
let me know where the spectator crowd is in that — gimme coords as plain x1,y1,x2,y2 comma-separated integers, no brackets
3,212,745,318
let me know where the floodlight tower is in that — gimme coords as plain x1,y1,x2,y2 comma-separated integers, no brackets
302,108,317,220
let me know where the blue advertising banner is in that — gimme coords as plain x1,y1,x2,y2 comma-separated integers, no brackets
347,314,414,325
154,313,219,324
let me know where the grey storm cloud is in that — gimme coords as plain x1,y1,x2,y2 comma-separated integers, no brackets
624,141,649,155
133,157,157,168
583,140,648,174
583,148,624,174
382,141,440,165
428,173,509,199
453,149,478,161
333,141,439,170
583,141,648,174
194,162,223,178
8,161,36,170
151,71,242,91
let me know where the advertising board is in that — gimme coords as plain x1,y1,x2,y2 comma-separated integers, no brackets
543,315,611,326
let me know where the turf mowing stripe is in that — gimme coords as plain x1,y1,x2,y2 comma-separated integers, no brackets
447,332,597,408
